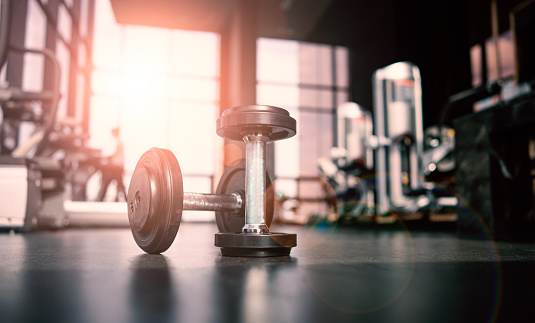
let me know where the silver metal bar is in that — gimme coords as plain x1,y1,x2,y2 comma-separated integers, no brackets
372,71,389,214
412,65,425,189
182,192,242,212
242,132,270,233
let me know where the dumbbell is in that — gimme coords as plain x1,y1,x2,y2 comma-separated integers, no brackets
127,105,297,256
127,147,275,254
214,105,297,256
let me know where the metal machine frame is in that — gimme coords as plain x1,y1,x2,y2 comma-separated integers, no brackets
372,61,429,214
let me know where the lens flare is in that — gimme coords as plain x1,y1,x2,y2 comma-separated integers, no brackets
302,201,416,314
283,172,502,317
223,143,243,167
269,173,340,249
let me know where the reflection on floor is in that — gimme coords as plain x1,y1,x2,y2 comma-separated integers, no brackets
0,222,534,323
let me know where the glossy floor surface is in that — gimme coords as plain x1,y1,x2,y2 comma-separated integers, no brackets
1,222,534,323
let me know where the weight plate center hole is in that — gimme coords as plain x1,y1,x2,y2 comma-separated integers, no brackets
135,190,141,210
131,190,147,230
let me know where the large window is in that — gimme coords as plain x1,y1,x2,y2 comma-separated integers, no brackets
90,0,220,213
256,38,349,208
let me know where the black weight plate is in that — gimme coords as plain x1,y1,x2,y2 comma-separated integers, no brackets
127,148,183,254
215,160,274,233
216,105,296,141
214,232,297,257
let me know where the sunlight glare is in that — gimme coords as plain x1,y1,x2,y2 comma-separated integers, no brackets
121,72,167,100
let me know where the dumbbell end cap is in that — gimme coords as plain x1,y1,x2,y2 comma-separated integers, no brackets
216,105,296,141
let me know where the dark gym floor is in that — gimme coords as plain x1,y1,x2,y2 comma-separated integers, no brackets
1,221,534,323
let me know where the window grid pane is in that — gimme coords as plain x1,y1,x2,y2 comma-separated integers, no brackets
336,46,349,88
91,1,220,180
257,37,299,84
257,38,348,204
57,4,73,44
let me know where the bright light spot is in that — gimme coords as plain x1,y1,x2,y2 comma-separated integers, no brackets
337,101,365,118
428,163,437,172
257,37,299,84
244,267,269,322
401,172,409,185
121,72,167,100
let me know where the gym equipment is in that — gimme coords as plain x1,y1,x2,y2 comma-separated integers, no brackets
1,0,107,230
127,105,297,256
372,62,429,214
454,90,535,239
370,62,457,215
336,102,373,166
0,156,41,230
317,102,375,220
320,62,460,222
335,102,375,218
0,33,66,229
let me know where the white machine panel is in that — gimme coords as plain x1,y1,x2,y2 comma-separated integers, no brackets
0,165,28,227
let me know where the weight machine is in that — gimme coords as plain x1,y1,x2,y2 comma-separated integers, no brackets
372,61,433,215
323,62,458,221
0,0,106,230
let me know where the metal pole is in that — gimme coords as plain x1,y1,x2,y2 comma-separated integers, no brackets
242,132,269,233
182,192,242,212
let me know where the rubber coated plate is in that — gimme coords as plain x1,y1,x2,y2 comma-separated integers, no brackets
215,232,297,257
216,105,296,141
127,148,183,254
215,160,274,233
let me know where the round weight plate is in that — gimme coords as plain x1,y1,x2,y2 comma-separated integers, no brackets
214,232,297,257
215,160,274,233
216,105,296,141
127,148,183,254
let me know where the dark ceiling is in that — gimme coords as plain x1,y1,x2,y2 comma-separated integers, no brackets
110,0,531,126
109,0,333,39
313,0,530,125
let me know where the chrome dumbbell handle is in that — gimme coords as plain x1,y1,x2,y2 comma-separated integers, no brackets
242,132,270,233
182,192,242,212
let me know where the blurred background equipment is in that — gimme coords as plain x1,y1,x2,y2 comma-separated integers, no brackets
0,0,127,229
0,0,66,230
317,62,459,225
371,62,429,215
317,102,373,221
0,0,532,238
